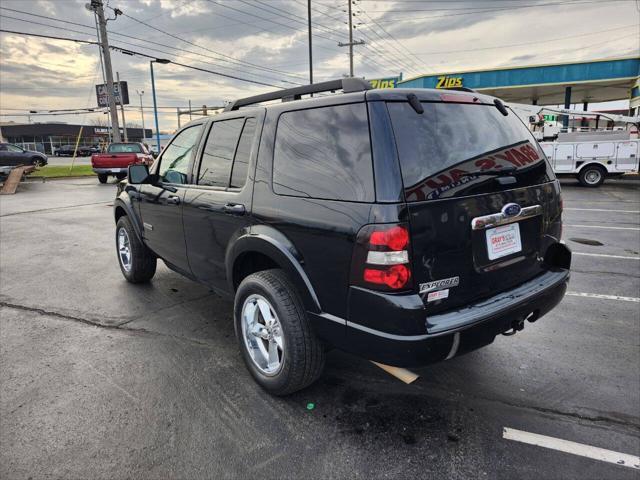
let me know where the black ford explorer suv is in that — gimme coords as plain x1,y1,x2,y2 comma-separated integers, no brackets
113,78,571,395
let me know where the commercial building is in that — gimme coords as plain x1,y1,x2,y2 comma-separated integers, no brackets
0,122,153,154
398,56,640,120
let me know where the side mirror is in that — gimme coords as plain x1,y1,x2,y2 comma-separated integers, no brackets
128,164,150,184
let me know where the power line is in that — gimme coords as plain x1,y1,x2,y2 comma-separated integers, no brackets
364,0,615,12
410,24,640,56
0,28,96,45
240,0,392,76
202,0,390,77
204,0,342,45
357,4,430,73
0,14,301,87
113,8,308,81
306,1,419,75
374,0,618,23
243,0,345,37
0,28,287,88
0,6,307,83
303,1,416,76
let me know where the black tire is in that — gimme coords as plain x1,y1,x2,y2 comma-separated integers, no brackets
578,165,606,187
116,172,127,180
98,173,108,184
234,269,325,395
115,216,156,283
31,156,45,167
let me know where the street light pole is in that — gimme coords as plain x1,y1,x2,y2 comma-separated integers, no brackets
117,71,128,142
150,58,171,154
137,90,145,141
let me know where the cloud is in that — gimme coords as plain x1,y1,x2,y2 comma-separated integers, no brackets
0,0,637,131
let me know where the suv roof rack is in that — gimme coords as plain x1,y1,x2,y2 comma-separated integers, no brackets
224,78,372,111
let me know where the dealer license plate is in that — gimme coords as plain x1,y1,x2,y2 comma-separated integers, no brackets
486,223,522,260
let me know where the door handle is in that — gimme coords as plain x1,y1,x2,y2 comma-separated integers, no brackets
223,203,245,215
166,195,181,205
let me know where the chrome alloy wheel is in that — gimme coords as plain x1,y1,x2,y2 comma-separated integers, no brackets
241,294,284,375
585,169,602,185
117,227,132,272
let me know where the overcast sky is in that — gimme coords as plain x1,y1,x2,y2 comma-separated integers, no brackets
0,0,638,132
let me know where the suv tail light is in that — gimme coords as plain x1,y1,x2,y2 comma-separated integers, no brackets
351,223,413,291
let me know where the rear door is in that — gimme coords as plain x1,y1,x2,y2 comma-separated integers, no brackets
138,123,204,274
183,112,262,292
385,98,559,314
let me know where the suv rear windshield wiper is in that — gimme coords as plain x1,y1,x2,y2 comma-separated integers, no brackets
460,166,517,177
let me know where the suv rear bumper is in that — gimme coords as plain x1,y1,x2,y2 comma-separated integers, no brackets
315,268,569,368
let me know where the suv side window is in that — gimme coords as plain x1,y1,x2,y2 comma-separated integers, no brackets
230,118,256,189
198,118,244,187
157,125,203,184
273,103,373,202
198,117,256,188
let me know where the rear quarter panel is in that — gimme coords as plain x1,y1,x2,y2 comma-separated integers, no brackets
251,105,373,318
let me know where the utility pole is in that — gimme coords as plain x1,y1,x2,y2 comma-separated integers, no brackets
347,0,353,77
137,90,145,140
338,1,365,77
116,72,128,142
94,0,121,142
92,8,111,143
307,0,313,85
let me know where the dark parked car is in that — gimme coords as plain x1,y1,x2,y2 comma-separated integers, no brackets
0,143,47,167
113,79,571,395
54,145,92,157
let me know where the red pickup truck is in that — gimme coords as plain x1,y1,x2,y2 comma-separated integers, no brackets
91,143,154,183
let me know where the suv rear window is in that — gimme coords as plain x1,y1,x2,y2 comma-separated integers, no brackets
273,103,374,202
108,143,143,153
387,102,554,201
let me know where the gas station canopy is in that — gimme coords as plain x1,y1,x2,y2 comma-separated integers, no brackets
398,56,639,106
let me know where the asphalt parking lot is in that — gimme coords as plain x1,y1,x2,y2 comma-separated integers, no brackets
1,177,638,479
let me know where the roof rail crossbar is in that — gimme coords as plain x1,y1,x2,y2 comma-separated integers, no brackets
224,78,371,111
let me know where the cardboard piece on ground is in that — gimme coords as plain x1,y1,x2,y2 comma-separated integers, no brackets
371,361,420,384
0,165,35,195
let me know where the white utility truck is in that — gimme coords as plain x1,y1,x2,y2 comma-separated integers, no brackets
510,104,639,187
540,131,638,187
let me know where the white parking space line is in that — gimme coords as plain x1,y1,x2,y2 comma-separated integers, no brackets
503,427,640,470
565,224,640,231
573,252,640,260
565,208,640,213
566,292,640,303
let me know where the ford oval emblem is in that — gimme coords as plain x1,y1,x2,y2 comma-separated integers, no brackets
502,203,522,217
